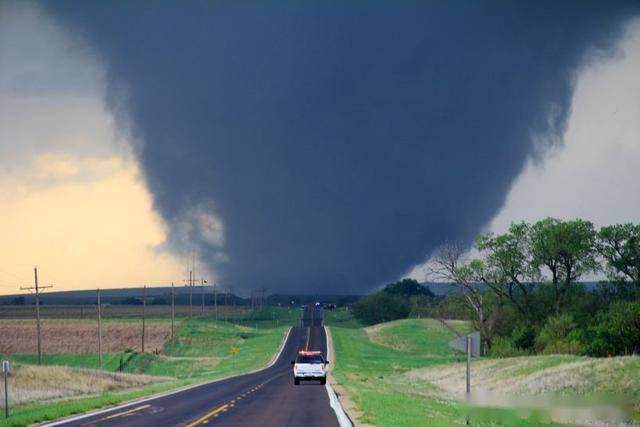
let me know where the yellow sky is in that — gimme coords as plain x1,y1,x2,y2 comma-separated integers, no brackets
0,154,184,294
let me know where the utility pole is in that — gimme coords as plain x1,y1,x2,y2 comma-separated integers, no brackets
141,286,146,353
20,267,52,365
466,335,471,426
201,279,206,315
213,282,218,320
170,282,175,340
224,288,228,322
97,288,103,369
189,251,197,318
466,335,471,395
188,270,193,319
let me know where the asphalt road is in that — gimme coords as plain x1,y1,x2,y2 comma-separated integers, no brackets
52,306,339,427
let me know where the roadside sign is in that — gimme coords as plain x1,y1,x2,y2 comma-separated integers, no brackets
231,347,237,354
448,331,480,356
2,360,8,418
447,331,481,424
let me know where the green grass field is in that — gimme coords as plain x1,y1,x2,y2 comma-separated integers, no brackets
0,353,130,371
331,317,640,426
324,307,362,328
330,319,559,426
0,312,291,427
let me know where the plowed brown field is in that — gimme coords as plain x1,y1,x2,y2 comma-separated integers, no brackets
0,319,171,353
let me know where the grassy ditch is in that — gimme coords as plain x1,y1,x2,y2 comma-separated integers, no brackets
125,319,288,378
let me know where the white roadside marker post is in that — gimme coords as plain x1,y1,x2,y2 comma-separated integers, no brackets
466,334,471,396
466,335,471,426
2,360,9,418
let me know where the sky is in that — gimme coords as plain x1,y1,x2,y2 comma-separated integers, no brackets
1,2,639,294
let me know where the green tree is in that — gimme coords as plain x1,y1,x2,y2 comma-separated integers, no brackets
529,218,598,313
352,292,410,325
383,278,435,298
427,243,499,352
476,222,538,320
598,223,640,296
435,293,473,320
453,259,501,351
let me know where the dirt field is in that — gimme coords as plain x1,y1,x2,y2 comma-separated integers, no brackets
0,319,172,354
5,363,164,405
0,305,249,319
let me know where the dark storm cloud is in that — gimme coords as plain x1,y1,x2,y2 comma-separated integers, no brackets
44,1,639,293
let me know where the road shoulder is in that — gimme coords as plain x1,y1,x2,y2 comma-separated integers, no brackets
324,326,368,427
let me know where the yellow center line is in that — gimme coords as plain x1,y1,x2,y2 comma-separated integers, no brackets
185,404,229,427
305,326,311,350
184,372,285,427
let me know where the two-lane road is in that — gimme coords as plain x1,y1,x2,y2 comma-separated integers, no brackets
48,306,340,427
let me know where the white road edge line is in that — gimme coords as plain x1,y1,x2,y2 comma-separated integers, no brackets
93,404,151,422
324,325,353,427
40,327,292,427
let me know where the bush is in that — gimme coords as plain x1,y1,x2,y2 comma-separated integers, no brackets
585,301,640,356
535,314,582,354
489,336,529,358
541,337,583,355
352,292,410,325
511,324,536,351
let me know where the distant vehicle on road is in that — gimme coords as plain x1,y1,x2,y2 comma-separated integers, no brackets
292,350,328,385
315,301,322,307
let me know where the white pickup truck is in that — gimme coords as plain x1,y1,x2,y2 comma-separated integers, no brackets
291,350,328,385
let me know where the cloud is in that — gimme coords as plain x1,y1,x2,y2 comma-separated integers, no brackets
489,18,640,232
44,1,640,293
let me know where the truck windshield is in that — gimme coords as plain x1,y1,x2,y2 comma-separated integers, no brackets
297,355,324,364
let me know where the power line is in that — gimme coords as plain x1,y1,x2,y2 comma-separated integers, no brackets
0,265,28,282
0,254,32,269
